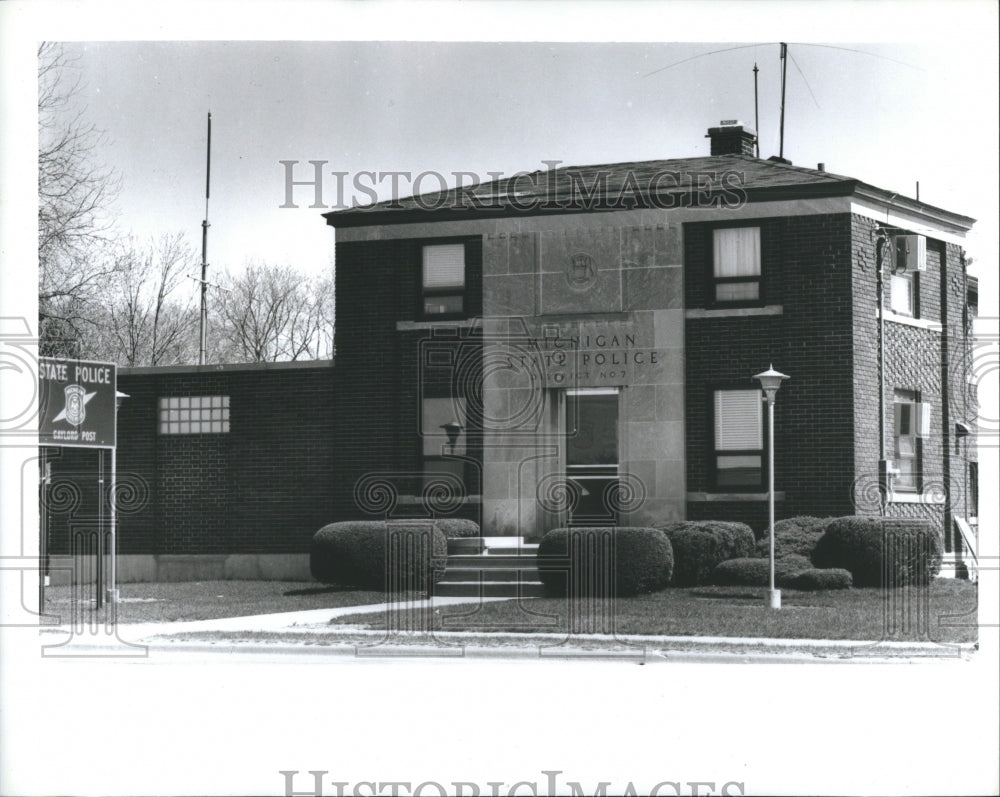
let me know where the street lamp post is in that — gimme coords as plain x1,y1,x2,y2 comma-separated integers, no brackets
753,365,789,609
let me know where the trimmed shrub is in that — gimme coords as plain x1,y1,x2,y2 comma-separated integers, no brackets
754,516,830,560
537,527,674,597
792,568,853,591
711,554,812,588
310,521,447,591
654,521,756,586
433,518,480,539
811,517,943,587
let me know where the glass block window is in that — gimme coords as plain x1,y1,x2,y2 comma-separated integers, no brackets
159,396,230,434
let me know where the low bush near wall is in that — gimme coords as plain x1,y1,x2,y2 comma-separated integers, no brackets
655,521,756,587
711,554,812,588
792,568,853,591
537,527,673,597
811,517,943,587
310,521,447,591
755,516,831,560
433,518,480,538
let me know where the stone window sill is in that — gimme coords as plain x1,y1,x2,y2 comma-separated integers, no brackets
888,491,946,505
397,495,482,505
397,319,476,331
880,312,942,332
687,491,786,502
686,305,783,319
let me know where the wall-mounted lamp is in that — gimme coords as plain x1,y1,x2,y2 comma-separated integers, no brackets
440,421,462,453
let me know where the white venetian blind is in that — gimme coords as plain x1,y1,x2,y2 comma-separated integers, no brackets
423,244,466,289
714,389,763,450
713,227,761,278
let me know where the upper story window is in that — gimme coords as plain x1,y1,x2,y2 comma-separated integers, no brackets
712,226,761,305
890,270,918,317
421,243,466,318
712,388,764,490
159,396,230,434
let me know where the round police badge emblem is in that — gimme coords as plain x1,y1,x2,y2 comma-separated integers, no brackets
566,252,596,291
63,384,87,426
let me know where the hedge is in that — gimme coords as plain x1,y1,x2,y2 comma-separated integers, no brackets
310,520,447,591
432,518,480,539
811,517,943,587
655,521,756,586
537,527,674,597
755,516,830,560
711,554,812,588
792,568,853,591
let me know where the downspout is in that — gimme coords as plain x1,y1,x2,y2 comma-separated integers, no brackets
875,229,888,516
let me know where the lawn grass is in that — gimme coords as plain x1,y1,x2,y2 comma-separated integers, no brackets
42,580,417,624
330,580,978,643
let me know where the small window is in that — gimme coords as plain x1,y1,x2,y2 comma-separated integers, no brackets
890,270,917,317
713,227,761,304
159,396,230,434
712,389,764,489
422,243,466,318
892,389,921,491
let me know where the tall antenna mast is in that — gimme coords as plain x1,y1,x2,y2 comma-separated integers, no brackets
753,62,760,158
199,112,211,366
779,43,788,160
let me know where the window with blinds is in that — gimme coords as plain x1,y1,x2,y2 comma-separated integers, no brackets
713,226,761,304
713,388,764,489
422,243,466,317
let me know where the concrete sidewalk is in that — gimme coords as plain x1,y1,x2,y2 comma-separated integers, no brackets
37,595,977,661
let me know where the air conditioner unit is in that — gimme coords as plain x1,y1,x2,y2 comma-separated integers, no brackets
894,401,932,438
894,234,926,272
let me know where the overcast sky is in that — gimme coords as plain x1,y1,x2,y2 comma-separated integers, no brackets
49,35,1000,299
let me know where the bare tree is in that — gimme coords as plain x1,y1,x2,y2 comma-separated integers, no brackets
211,263,334,363
37,42,121,356
84,233,199,366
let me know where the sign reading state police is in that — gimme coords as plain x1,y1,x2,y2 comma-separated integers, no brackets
39,357,117,448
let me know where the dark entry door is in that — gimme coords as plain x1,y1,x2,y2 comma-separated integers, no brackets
565,389,619,526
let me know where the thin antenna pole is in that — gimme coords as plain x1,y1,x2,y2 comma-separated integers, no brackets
779,43,788,159
753,62,760,158
199,112,211,366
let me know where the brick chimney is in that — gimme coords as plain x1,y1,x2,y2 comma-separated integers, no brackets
706,120,757,156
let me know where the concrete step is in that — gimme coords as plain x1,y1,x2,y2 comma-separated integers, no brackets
486,544,540,556
439,567,541,583
447,538,484,555
445,554,539,568
434,580,548,598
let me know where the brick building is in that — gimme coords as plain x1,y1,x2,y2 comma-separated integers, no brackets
44,122,980,582
325,121,979,572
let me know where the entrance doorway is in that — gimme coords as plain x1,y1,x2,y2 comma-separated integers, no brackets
565,388,619,526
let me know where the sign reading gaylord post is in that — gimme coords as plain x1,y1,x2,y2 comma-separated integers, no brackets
38,357,117,448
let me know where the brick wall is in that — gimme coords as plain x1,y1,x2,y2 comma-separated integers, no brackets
852,219,972,545
332,236,483,524
45,362,336,557
684,213,858,534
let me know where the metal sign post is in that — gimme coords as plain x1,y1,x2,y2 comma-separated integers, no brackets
38,358,119,611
